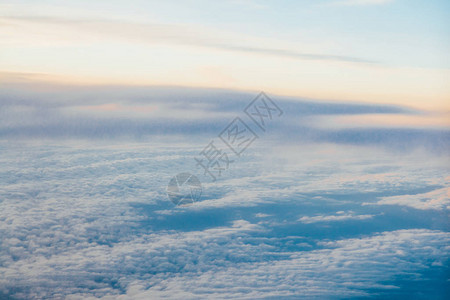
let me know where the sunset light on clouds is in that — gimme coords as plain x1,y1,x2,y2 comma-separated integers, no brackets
1,0,449,110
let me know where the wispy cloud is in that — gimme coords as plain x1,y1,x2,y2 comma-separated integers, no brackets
0,15,376,65
366,187,450,210
299,211,375,223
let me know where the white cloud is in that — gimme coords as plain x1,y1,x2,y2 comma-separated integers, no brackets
367,187,450,210
0,138,448,298
299,211,375,223
98,229,449,299
255,213,271,218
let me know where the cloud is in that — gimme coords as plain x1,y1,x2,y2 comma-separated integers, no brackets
3,82,448,155
367,187,450,210
255,213,271,218
0,15,376,64
102,229,449,299
299,211,375,223
0,138,448,298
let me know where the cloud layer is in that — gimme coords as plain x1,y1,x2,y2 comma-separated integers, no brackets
0,138,448,298
1,83,448,153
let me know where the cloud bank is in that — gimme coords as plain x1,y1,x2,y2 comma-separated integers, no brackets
1,82,448,153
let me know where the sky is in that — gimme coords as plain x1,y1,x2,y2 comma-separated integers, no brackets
1,0,449,110
0,1,449,299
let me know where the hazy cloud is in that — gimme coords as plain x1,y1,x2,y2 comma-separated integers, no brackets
0,16,376,64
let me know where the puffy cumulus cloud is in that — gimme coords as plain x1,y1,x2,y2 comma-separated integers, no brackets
62,229,448,299
368,186,450,210
0,139,448,298
299,211,375,224
0,219,265,299
0,142,268,298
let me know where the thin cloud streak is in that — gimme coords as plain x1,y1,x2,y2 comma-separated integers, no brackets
0,15,378,65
